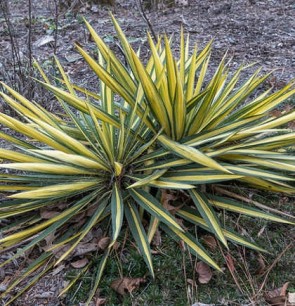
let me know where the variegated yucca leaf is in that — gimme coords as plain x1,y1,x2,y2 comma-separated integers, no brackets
0,16,294,305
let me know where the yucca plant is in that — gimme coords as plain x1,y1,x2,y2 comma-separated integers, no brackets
0,15,294,304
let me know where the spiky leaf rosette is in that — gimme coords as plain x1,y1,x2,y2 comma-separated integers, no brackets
0,16,294,304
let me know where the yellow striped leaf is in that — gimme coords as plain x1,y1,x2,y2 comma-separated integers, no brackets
0,149,44,163
130,49,171,135
177,208,266,252
148,179,195,189
110,183,124,244
189,189,227,247
209,196,293,224
128,169,168,189
125,202,154,277
163,171,243,184
31,150,109,171
55,199,108,265
162,224,221,271
9,181,98,199
0,163,96,175
38,80,120,128
158,134,230,173
129,188,183,231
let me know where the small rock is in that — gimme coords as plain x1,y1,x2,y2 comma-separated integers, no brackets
0,284,8,292
65,53,83,63
91,5,99,12
0,268,4,281
33,35,55,48
175,0,189,6
35,292,54,298
192,303,215,306
288,292,295,304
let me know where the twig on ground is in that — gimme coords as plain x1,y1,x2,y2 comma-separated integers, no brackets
0,0,23,80
218,243,244,294
137,0,157,41
255,242,293,298
28,0,33,71
53,0,59,54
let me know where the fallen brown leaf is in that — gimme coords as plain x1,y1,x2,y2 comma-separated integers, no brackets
264,295,286,306
51,244,71,258
178,239,186,251
98,237,111,250
152,229,162,247
52,241,99,258
111,277,146,295
283,104,293,113
161,190,176,204
86,205,98,217
255,253,266,275
52,264,65,276
40,210,60,219
288,121,295,130
175,217,185,228
151,249,161,254
225,253,236,273
264,282,290,306
54,242,98,258
269,110,282,118
196,261,213,284
81,230,95,243
112,241,121,251
71,211,86,223
74,242,98,256
163,202,182,214
280,282,290,296
202,235,217,251
44,232,56,247
161,190,182,214
70,258,89,269
95,297,107,305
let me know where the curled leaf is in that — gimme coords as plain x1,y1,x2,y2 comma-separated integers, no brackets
70,258,89,269
264,282,290,306
98,237,111,250
225,253,236,273
95,297,107,305
152,229,162,246
179,239,186,251
52,264,65,275
202,235,217,251
161,190,182,214
196,261,213,284
255,253,266,275
264,295,286,306
111,277,146,295
74,242,98,256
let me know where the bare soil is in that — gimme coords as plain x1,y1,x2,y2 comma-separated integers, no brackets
1,0,295,88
